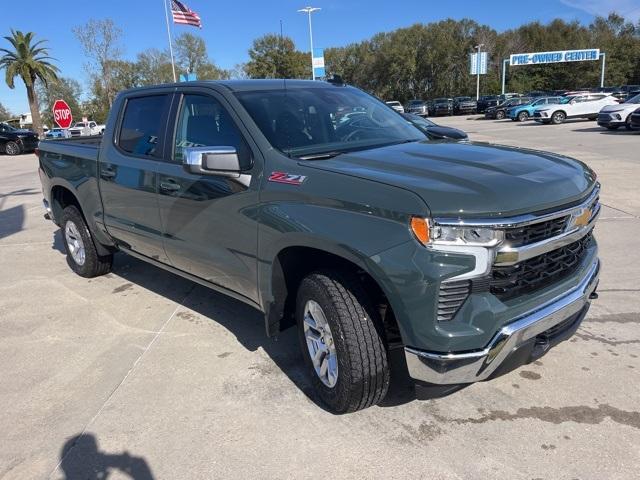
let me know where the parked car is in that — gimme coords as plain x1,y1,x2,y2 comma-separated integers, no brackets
0,122,39,155
620,85,640,102
385,101,404,113
69,121,105,137
38,79,601,413
477,95,500,113
401,113,468,140
533,93,618,125
629,106,640,129
429,98,453,116
406,99,428,116
508,97,563,122
597,93,640,130
45,128,68,139
453,96,477,115
485,97,531,120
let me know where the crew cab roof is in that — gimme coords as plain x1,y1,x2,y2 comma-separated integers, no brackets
118,79,337,96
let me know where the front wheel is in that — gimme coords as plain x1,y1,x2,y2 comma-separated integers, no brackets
518,111,529,122
551,111,566,124
296,271,390,413
60,206,113,278
606,125,619,130
4,141,21,156
495,110,506,120
626,115,633,131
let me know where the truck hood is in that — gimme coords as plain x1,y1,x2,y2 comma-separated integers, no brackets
304,141,596,218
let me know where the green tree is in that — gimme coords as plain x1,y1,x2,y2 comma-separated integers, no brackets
136,48,174,85
37,77,82,128
0,30,58,136
174,33,228,80
245,34,310,79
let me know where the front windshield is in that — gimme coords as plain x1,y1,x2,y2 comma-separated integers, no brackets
0,122,17,132
456,97,471,101
235,86,423,158
434,98,450,104
409,100,424,105
624,93,640,104
75,123,86,127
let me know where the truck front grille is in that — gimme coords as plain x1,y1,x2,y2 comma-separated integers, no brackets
437,279,471,322
504,216,570,247
490,232,592,301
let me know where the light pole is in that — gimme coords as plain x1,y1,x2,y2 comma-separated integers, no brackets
474,44,484,101
298,6,321,80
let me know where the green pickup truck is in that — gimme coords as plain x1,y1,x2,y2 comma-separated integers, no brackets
38,80,600,413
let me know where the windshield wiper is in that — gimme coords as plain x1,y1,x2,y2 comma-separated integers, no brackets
298,151,345,160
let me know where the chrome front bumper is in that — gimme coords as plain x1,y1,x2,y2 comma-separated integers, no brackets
405,258,600,385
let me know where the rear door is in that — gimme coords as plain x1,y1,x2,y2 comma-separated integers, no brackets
155,88,262,302
100,91,173,262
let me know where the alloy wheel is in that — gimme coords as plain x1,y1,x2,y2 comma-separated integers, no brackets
64,220,86,266
303,300,339,388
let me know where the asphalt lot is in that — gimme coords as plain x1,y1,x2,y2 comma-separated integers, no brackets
1,117,639,479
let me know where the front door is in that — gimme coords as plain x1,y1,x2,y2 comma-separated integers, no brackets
100,92,173,262
156,90,262,302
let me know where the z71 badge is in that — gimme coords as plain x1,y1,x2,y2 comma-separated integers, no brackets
268,172,307,185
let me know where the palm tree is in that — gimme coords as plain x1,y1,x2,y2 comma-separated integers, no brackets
0,30,58,137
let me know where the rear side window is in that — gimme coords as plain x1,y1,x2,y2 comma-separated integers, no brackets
118,95,171,158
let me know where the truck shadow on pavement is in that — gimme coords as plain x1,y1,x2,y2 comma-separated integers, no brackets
55,236,461,411
59,433,154,479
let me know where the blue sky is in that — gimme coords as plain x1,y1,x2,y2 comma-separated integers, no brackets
1,0,639,115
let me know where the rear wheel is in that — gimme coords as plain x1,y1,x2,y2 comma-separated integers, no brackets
551,111,566,125
60,206,113,278
517,111,529,122
4,141,21,156
296,271,390,413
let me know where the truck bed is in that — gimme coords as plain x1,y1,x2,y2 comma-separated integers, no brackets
39,135,102,162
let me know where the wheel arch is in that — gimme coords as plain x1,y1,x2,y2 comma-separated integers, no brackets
50,184,114,257
264,245,402,348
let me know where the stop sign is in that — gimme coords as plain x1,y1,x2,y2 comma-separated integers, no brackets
52,99,73,129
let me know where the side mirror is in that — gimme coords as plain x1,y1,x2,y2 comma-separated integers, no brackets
183,146,241,176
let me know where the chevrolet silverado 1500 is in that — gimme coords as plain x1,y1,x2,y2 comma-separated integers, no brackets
38,80,601,413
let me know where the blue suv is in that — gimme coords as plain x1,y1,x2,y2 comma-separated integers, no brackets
508,97,562,122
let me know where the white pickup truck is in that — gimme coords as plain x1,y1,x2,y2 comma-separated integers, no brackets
532,93,618,125
69,121,105,137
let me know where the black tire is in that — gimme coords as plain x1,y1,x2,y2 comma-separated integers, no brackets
4,141,21,156
625,115,633,131
551,111,566,125
60,205,113,278
495,110,505,120
517,111,529,122
606,125,619,130
296,271,390,413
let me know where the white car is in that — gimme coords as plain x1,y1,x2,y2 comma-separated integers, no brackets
532,93,618,125
597,92,640,130
69,121,105,137
385,101,404,113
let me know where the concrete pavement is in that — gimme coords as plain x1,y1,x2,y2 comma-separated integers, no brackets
1,117,639,479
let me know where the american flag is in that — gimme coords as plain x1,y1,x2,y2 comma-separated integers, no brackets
171,0,202,28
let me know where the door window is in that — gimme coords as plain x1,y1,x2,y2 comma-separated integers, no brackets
118,95,171,158
174,94,251,169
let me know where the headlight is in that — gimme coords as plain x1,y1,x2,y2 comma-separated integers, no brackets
410,217,502,281
410,217,503,247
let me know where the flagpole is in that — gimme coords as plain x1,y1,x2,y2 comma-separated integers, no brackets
164,0,177,82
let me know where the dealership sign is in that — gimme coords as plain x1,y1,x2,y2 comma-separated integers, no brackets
510,48,600,66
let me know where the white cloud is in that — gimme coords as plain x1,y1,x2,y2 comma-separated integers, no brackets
560,0,640,22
